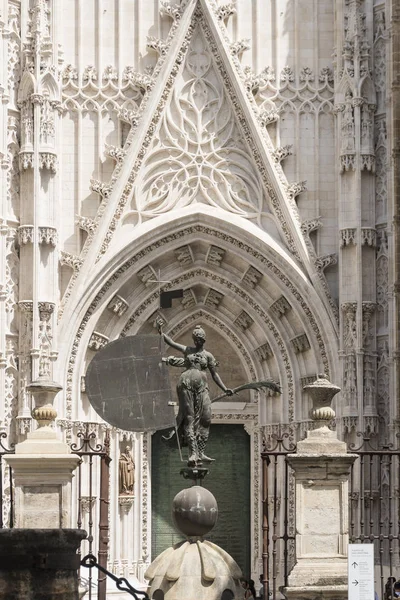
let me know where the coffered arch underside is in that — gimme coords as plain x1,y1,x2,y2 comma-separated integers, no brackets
60,219,340,428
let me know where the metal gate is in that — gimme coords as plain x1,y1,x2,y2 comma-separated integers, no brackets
262,429,400,600
261,431,297,600
348,433,400,600
71,424,111,600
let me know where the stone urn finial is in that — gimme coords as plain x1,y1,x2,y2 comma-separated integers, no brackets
27,380,62,429
303,374,340,424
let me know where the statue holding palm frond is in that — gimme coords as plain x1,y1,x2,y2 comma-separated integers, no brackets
159,323,280,467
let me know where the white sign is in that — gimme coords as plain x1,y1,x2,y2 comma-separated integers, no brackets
348,544,375,600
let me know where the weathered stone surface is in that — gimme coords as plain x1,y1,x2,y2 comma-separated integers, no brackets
0,529,86,600
145,539,244,600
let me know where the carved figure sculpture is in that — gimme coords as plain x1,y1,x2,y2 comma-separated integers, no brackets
160,324,233,467
119,445,135,495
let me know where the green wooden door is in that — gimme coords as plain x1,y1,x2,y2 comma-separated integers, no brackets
151,424,251,577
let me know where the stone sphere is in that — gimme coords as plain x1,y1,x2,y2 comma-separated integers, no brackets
172,486,218,537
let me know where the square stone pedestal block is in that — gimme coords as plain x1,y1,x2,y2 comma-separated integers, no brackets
0,529,87,600
5,427,80,528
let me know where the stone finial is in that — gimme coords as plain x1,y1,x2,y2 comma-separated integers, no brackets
303,374,340,423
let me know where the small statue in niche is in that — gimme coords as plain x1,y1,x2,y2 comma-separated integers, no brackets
119,445,135,496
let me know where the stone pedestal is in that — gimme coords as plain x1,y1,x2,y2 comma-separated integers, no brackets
5,380,80,528
0,529,86,600
282,376,357,600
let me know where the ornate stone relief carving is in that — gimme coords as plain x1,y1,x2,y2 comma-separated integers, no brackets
301,217,322,237
90,179,111,199
315,253,337,272
174,245,194,266
77,216,96,234
18,225,34,245
270,296,291,318
242,266,263,289
38,226,58,246
255,343,273,362
133,27,265,222
60,251,82,272
215,3,236,21
376,230,388,332
361,228,376,247
340,228,356,247
290,334,311,354
137,265,157,286
88,331,109,351
342,302,357,406
286,181,307,201
108,295,129,317
300,374,317,388
234,310,254,332
204,288,224,309
38,302,55,379
65,225,332,424
206,245,225,267
181,289,197,309
272,145,293,163
229,39,251,57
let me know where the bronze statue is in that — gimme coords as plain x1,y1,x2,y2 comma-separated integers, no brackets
160,324,233,466
119,445,135,495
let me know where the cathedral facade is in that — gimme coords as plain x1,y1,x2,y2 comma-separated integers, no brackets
1,0,399,586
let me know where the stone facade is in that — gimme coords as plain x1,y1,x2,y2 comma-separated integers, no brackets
0,0,397,585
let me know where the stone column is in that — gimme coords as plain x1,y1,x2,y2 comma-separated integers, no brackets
283,375,357,600
0,529,86,600
5,380,80,528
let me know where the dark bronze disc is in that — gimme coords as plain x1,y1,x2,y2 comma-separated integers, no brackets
85,335,176,432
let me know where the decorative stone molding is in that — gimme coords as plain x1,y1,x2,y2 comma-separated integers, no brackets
361,228,377,247
340,228,356,247
270,296,291,317
19,300,34,314
242,266,263,289
119,496,134,514
147,36,168,56
299,66,315,83
39,152,57,173
102,65,118,82
216,3,236,20
60,251,83,272
204,288,224,308
205,245,225,267
105,144,126,164
301,217,322,236
361,154,375,172
137,265,157,286
258,109,279,127
234,310,254,331
255,343,273,361
174,245,194,266
90,178,111,199
319,67,334,83
272,144,293,163
81,496,97,514
342,416,358,433
16,415,32,434
280,66,294,83
117,107,139,126
18,225,34,245
76,216,96,234
38,302,55,322
291,334,311,354
121,67,154,92
19,152,34,170
83,65,98,82
229,39,251,57
181,289,196,309
159,0,184,20
80,376,86,393
315,253,337,272
286,181,307,200
340,154,356,172
107,295,129,317
88,331,109,352
38,226,58,246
